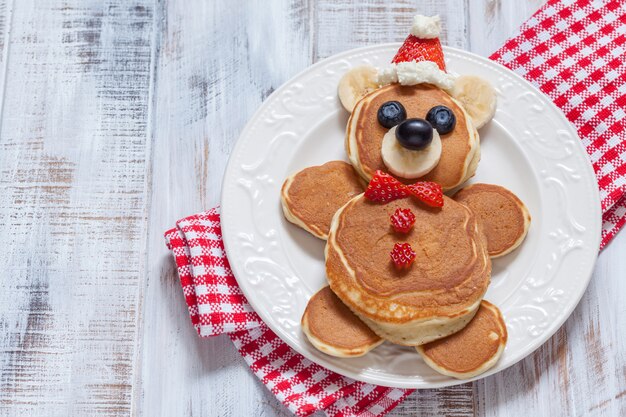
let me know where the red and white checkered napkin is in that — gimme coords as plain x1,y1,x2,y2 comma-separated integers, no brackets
165,1,626,415
491,0,626,249
165,209,411,417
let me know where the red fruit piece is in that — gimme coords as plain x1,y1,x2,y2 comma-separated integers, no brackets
392,35,446,72
390,208,416,233
407,181,444,207
364,170,409,203
390,242,416,269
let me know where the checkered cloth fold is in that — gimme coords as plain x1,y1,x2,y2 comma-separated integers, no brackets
491,0,626,249
165,1,626,415
165,210,411,416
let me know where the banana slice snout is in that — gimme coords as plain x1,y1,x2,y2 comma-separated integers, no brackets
381,126,442,179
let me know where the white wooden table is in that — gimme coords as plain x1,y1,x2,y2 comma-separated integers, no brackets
1,1,625,416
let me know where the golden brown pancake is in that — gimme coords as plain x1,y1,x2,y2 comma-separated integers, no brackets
346,84,479,191
325,194,491,346
301,286,383,357
453,183,531,258
416,300,507,379
281,161,365,240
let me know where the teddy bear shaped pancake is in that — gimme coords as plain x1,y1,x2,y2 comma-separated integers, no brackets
280,15,530,379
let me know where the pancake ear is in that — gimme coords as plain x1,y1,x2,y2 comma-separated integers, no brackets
449,75,497,129
338,66,379,113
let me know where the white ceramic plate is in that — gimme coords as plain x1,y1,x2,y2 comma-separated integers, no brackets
221,44,602,388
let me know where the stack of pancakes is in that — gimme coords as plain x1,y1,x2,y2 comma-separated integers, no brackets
326,195,490,346
280,81,530,379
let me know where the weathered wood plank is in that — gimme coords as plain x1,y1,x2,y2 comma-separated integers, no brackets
137,1,311,416
314,0,469,61
0,0,10,121
0,0,622,416
0,1,155,415
467,0,546,56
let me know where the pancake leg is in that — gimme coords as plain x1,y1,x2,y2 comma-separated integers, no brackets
301,286,383,358
416,300,507,379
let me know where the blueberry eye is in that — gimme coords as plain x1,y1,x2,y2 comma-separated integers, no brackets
426,105,456,135
377,101,407,128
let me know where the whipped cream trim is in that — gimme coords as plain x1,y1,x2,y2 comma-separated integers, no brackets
375,61,455,91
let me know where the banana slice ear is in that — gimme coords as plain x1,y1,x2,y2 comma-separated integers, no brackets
337,66,379,112
451,75,497,129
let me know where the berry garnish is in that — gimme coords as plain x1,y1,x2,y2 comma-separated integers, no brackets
364,170,409,203
377,101,407,129
390,242,417,269
426,105,456,135
392,35,446,72
391,208,416,233
395,118,433,150
407,181,444,207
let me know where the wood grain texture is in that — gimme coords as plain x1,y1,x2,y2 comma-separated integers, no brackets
0,0,155,415
467,0,547,56
314,0,470,60
1,0,625,416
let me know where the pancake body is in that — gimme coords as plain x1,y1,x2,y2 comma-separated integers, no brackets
416,300,507,379
346,83,479,191
453,183,531,257
302,286,383,357
281,161,365,240
326,194,491,346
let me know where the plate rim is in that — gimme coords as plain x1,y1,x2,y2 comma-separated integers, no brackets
221,43,602,388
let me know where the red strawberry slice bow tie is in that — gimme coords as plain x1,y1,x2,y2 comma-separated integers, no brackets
165,1,626,416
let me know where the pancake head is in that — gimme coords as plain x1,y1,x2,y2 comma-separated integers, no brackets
416,300,507,379
301,286,383,357
346,83,480,191
281,161,365,240
325,194,491,346
453,183,531,257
